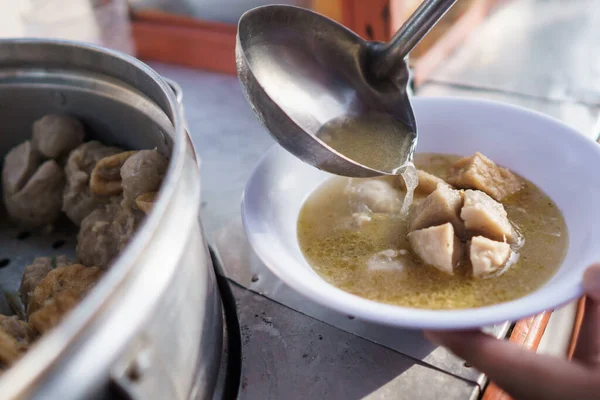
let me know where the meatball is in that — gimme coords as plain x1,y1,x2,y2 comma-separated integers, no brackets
0,316,36,370
4,160,65,228
89,151,137,196
63,141,123,225
2,141,41,195
20,256,70,306
0,316,36,348
76,201,145,269
121,150,168,208
29,290,80,334
27,264,103,315
32,114,85,159
345,179,403,214
55,255,71,268
20,257,51,306
2,139,66,227
0,329,21,370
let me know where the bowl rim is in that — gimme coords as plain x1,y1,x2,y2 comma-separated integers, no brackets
242,96,591,329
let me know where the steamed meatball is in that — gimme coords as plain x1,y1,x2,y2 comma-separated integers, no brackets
20,257,51,306
120,150,168,208
28,290,80,334
345,179,403,214
63,141,123,225
0,316,36,370
2,141,41,195
0,316,36,348
89,151,136,196
76,201,145,269
2,141,65,228
20,256,70,306
0,329,21,370
27,263,103,315
4,160,65,228
28,263,101,333
32,115,85,159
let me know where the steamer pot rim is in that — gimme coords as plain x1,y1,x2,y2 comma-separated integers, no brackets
0,38,197,397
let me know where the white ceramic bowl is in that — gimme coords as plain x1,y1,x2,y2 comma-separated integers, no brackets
242,96,600,329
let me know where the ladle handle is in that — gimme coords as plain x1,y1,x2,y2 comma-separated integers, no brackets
373,0,457,78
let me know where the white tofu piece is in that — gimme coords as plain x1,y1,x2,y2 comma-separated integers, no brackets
461,190,516,243
447,152,522,201
408,223,463,275
345,179,402,214
366,249,410,272
350,212,372,229
398,169,450,195
469,236,511,277
409,184,465,238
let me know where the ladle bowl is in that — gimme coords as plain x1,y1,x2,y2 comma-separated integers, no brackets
236,2,455,177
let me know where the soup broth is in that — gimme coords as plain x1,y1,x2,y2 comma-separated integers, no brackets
297,153,568,309
317,113,415,174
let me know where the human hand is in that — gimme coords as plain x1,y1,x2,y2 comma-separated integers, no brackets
424,264,600,400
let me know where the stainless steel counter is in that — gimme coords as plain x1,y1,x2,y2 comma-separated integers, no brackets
148,0,600,398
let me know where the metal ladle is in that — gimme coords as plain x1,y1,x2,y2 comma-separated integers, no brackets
236,0,456,177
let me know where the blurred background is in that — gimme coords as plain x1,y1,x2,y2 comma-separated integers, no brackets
0,0,133,52
0,0,489,83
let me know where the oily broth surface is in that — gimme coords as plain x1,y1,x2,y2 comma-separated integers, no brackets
297,153,569,309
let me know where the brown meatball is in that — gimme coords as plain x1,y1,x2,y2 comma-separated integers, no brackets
0,315,37,348
55,255,70,268
32,114,85,159
27,264,103,315
20,256,70,306
2,139,66,227
90,151,137,196
29,290,80,334
0,329,21,370
20,257,51,306
63,141,123,225
76,201,145,269
0,316,36,370
4,160,65,228
2,141,41,195
120,150,168,208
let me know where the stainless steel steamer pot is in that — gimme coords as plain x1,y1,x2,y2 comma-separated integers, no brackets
0,39,222,399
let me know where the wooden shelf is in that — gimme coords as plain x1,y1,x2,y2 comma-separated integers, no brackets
131,10,237,75
130,0,503,83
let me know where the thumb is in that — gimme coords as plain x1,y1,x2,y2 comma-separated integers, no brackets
572,263,600,365
424,330,595,400
582,263,600,300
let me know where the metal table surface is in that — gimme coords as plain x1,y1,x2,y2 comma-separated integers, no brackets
147,1,600,398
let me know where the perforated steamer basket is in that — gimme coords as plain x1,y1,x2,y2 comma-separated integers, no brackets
0,39,222,399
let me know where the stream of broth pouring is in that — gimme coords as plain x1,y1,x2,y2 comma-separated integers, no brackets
397,163,418,214
317,112,418,211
